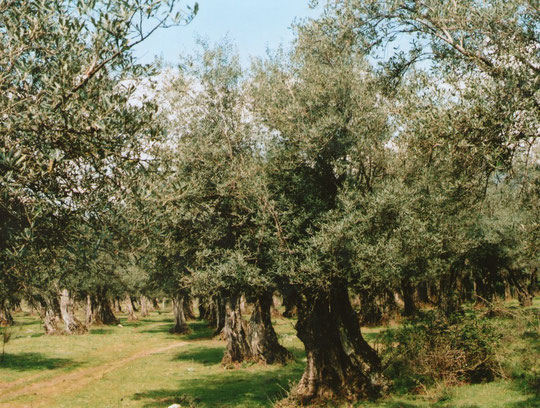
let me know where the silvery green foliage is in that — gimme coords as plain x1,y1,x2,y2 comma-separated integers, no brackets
0,0,196,306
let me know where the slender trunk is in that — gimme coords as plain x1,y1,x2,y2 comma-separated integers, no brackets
125,294,137,321
248,292,293,364
59,289,87,334
140,296,149,318
85,295,93,326
222,295,252,365
293,285,387,402
170,294,190,334
214,296,226,337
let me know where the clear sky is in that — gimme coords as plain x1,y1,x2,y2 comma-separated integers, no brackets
133,1,323,67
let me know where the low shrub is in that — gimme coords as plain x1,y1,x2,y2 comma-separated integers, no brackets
379,311,504,392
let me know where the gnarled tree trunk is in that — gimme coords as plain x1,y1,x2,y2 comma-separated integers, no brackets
248,292,293,364
293,285,387,403
41,298,62,335
170,293,191,334
222,295,252,365
125,294,138,321
59,289,87,334
91,295,119,325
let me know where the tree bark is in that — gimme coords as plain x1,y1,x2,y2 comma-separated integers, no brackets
140,296,149,317
125,294,138,321
401,278,417,317
214,296,226,337
41,298,62,335
282,290,298,318
222,295,252,365
248,292,293,364
170,294,191,334
152,298,160,310
183,296,195,320
91,295,119,325
59,289,87,334
293,285,387,403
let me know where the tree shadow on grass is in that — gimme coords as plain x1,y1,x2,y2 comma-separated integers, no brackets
174,346,224,366
185,321,215,340
0,352,79,372
132,362,305,408
89,328,114,335
140,321,215,340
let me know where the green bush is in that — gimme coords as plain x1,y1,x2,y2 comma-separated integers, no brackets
379,311,503,392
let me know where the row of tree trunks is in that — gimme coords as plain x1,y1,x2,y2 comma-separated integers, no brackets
294,285,387,403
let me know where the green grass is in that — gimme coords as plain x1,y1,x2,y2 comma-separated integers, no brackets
0,302,538,408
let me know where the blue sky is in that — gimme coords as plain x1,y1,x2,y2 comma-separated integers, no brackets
134,1,323,66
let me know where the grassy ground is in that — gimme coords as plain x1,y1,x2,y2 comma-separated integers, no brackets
0,302,538,408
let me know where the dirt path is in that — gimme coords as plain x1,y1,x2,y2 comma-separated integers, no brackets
0,341,187,407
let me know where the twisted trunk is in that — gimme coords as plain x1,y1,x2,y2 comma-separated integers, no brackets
222,295,252,364
294,285,387,403
170,293,191,334
41,298,62,335
91,295,119,325
59,289,87,334
248,292,293,364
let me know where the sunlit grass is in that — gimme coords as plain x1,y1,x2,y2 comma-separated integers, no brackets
0,301,538,408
